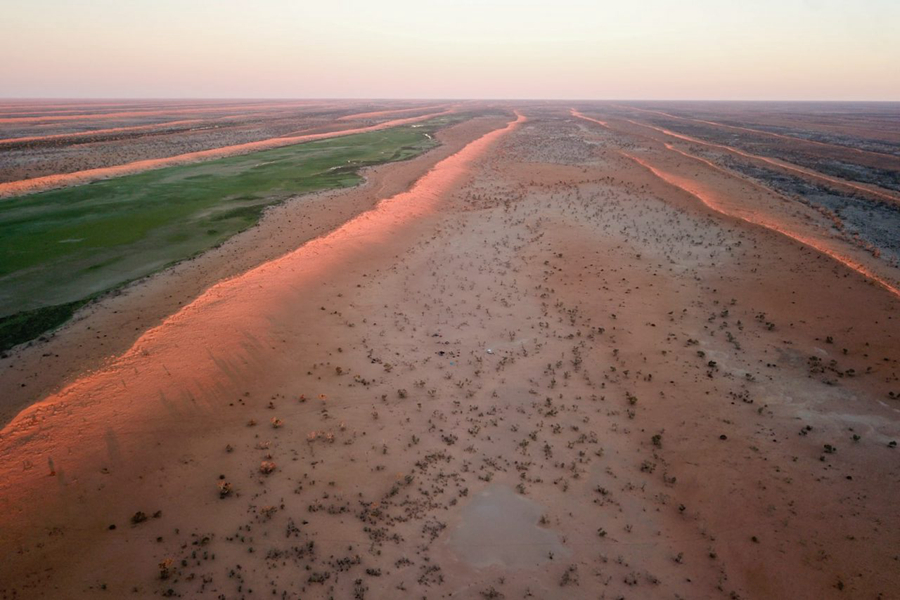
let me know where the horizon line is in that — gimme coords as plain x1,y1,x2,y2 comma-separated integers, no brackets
1,97,899,104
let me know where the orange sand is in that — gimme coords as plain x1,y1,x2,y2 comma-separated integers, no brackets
0,112,525,515
624,152,900,299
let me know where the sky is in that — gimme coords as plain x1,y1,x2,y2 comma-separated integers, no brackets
1,0,898,100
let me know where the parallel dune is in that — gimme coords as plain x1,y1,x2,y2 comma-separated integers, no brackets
0,103,898,600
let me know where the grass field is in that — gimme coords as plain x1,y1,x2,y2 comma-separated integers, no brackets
0,115,463,351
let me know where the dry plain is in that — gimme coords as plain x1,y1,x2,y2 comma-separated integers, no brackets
1,101,899,599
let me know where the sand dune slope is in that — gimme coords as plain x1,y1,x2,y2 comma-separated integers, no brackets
1,110,898,600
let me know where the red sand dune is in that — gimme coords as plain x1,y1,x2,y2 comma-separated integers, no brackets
0,101,243,118
571,110,899,298
337,104,449,121
0,101,200,115
570,109,609,128
623,118,900,204
616,104,895,159
624,152,900,299
0,105,348,145
662,141,877,255
0,119,208,145
0,101,330,124
0,108,456,198
0,108,319,145
0,112,525,516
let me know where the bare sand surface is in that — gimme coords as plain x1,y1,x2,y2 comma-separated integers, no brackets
622,149,900,298
570,110,900,297
1,107,899,600
0,114,508,426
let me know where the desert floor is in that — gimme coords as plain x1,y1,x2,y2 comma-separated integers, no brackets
1,106,899,599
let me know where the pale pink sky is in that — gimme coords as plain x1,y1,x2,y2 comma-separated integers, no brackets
2,0,898,100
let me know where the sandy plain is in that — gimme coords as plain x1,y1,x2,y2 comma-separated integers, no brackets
1,103,899,600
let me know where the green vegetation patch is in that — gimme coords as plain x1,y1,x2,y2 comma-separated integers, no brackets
0,114,465,351
0,299,90,352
